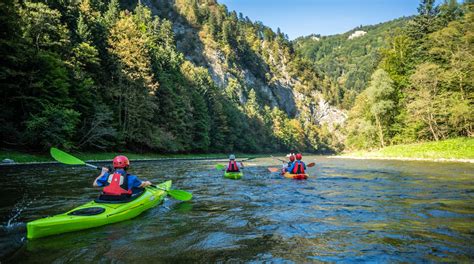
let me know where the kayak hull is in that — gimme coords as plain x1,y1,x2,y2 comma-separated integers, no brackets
283,172,308,180
26,180,171,240
224,171,242,179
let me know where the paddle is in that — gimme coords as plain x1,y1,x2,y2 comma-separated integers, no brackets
215,156,254,170
50,147,101,170
239,157,256,162
50,147,192,201
267,162,315,173
271,155,286,163
151,185,192,201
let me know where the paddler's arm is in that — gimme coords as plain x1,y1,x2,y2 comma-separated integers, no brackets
139,181,152,188
93,167,109,187
288,163,295,172
129,175,151,189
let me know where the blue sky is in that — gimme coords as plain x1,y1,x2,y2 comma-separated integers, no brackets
219,0,420,39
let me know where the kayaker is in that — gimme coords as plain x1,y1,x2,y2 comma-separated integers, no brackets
226,154,244,172
287,153,306,174
282,155,295,173
93,155,152,197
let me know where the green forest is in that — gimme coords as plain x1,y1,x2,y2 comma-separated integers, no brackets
0,0,472,154
296,0,473,150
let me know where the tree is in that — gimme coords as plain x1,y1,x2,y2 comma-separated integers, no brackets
107,9,158,147
25,104,80,150
428,11,474,98
438,0,462,27
0,0,29,146
365,69,396,147
344,92,379,150
245,89,260,118
407,0,440,39
19,1,69,52
103,0,120,27
109,10,157,92
407,63,448,141
380,33,414,88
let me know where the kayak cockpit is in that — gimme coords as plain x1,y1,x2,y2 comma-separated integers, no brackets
95,188,145,204
68,207,105,216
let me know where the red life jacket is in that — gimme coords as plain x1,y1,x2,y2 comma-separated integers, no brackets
226,160,240,172
102,171,132,196
292,161,305,174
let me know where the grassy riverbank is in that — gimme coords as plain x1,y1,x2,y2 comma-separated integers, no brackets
341,137,474,161
0,149,260,164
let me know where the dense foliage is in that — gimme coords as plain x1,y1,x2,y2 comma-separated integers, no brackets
1,0,471,154
0,0,331,153
296,0,473,150
294,18,409,109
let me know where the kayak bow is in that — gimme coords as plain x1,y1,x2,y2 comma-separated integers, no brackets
224,171,243,180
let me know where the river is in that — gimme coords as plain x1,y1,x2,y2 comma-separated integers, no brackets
1,156,473,262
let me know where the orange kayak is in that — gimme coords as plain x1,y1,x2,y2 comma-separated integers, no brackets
282,172,309,180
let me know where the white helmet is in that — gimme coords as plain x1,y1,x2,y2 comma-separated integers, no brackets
229,154,236,160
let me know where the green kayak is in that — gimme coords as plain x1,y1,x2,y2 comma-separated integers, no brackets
27,180,171,240
224,171,243,179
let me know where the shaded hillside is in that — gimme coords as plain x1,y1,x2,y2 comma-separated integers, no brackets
0,0,345,154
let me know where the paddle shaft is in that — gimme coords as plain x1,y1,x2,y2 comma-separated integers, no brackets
268,162,315,172
237,156,256,162
152,185,166,191
271,155,286,163
86,163,101,170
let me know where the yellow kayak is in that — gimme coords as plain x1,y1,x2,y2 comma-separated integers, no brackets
282,172,309,180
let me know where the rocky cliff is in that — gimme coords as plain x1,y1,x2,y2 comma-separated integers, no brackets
150,0,346,140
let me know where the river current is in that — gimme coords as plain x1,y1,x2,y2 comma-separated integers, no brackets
1,156,473,262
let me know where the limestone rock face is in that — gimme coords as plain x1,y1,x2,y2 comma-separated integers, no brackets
315,97,347,129
152,0,347,141
348,30,367,40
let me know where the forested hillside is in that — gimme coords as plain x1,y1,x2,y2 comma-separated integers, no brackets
294,17,410,109
296,0,473,150
1,0,471,155
0,0,343,154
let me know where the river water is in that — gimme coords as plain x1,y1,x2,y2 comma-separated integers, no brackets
1,156,473,262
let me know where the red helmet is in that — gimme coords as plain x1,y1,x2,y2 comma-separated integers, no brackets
295,153,302,160
289,155,295,162
113,155,130,168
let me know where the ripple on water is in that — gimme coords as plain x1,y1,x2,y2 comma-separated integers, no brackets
1,157,473,262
